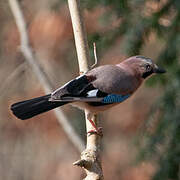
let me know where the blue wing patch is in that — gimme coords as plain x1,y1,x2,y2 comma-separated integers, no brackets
102,94,130,103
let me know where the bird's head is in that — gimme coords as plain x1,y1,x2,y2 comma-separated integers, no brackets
123,55,166,79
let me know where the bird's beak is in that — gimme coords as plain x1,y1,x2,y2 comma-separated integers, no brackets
154,64,166,74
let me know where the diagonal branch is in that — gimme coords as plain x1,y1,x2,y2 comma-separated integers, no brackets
8,0,84,152
67,0,103,179
0,62,26,99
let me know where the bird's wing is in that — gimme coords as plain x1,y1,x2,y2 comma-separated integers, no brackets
50,74,104,102
49,73,131,104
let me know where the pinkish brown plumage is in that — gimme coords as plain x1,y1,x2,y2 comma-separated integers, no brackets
11,56,166,134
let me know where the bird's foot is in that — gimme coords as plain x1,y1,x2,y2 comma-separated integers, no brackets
87,117,103,136
87,127,103,136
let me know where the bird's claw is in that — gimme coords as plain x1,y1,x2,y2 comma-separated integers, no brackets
87,127,103,136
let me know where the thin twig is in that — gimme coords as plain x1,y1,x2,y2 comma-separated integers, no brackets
67,0,103,179
8,0,84,152
91,42,98,69
0,62,26,99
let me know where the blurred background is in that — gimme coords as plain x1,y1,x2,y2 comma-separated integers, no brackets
0,0,179,179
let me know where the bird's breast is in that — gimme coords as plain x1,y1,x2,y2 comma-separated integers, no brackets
71,101,118,114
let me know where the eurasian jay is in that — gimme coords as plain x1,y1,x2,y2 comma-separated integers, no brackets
11,56,166,134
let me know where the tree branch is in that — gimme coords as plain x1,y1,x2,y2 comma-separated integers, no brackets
0,62,26,99
67,0,103,179
8,0,84,152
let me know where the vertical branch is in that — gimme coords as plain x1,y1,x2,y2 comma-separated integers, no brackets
67,0,89,73
67,0,103,179
8,0,84,152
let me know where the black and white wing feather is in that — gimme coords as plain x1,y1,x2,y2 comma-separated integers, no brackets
49,74,108,102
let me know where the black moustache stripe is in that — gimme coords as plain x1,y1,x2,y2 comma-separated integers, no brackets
142,69,153,79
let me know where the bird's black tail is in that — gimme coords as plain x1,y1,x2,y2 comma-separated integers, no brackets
11,94,67,120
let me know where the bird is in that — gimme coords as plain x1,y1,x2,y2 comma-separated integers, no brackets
11,56,166,135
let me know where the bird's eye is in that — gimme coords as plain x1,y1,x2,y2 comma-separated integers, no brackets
146,64,151,71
